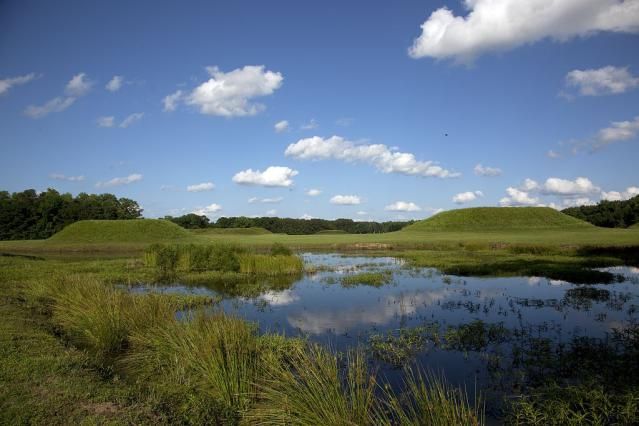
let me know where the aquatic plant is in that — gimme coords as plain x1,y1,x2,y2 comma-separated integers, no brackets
340,270,393,287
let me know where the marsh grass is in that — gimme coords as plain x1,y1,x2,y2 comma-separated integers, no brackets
340,270,393,287
384,369,484,426
238,253,304,275
249,345,384,425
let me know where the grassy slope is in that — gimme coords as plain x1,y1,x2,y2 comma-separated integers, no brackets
49,219,192,243
405,207,592,232
190,227,272,235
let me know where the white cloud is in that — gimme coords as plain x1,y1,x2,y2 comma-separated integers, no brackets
330,195,361,205
500,187,539,206
542,177,600,196
274,120,289,133
547,150,561,159
25,73,92,118
565,66,639,96
285,136,459,178
301,118,318,130
232,166,298,187
96,173,142,188
49,173,85,182
65,73,92,97
452,190,484,204
520,178,540,191
409,0,639,62
306,188,321,196
0,73,37,95
192,203,222,216
562,197,596,207
187,182,215,192
601,186,639,201
163,90,183,112
97,116,115,127
597,115,639,146
385,201,421,212
105,75,124,92
356,211,368,215
474,163,502,177
300,214,315,220
175,65,283,117
119,112,144,128
24,96,76,118
266,209,277,216
248,196,283,203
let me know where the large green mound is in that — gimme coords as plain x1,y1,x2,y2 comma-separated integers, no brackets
49,219,192,243
404,207,594,232
191,227,272,236
315,229,348,235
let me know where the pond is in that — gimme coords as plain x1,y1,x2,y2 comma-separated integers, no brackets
127,253,639,416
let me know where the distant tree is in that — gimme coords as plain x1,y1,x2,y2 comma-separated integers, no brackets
164,213,210,229
562,195,639,228
0,188,143,240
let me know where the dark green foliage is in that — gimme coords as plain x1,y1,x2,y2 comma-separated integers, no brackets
163,213,210,229
0,188,142,240
213,216,413,234
563,195,639,228
269,242,292,256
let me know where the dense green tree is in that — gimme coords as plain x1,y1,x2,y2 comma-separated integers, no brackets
562,195,639,228
164,213,210,229
0,188,143,240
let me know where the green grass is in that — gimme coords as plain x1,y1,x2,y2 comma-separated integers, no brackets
340,271,393,287
315,229,349,234
405,207,592,232
191,227,272,235
49,219,193,243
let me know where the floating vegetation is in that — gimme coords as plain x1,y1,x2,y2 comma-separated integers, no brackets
369,325,439,367
340,270,393,287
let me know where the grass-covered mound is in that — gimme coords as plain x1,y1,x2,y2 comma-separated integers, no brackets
192,227,272,235
404,207,593,232
48,219,192,243
315,229,348,235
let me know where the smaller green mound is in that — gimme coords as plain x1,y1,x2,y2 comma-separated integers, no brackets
192,227,272,235
315,229,348,235
49,219,192,243
405,207,593,232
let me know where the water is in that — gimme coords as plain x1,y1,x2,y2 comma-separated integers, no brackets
128,254,639,414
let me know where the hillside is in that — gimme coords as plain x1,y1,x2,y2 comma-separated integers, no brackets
404,207,593,232
48,219,192,243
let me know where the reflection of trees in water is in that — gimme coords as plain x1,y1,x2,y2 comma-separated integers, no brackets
191,273,302,298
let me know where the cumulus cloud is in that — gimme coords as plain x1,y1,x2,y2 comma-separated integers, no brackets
499,187,539,206
265,209,277,216
97,116,115,127
248,196,283,204
385,201,421,212
596,115,639,146
285,136,459,178
187,182,215,192
167,65,283,117
96,173,142,188
274,120,289,133
0,73,37,95
300,214,315,220
547,150,561,159
25,73,92,118
330,195,361,205
163,90,183,112
542,177,600,196
474,163,502,177
565,66,639,96
409,0,639,62
65,73,92,97
306,188,322,196
105,75,124,92
119,112,144,128
452,190,484,204
232,166,298,187
601,186,639,201
49,173,85,182
562,197,596,207
192,203,222,216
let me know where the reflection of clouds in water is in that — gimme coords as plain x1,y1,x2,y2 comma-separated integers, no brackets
598,266,639,276
549,279,570,286
528,277,542,286
288,288,450,334
258,290,299,306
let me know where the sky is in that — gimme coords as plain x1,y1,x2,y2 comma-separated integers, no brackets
1,0,639,221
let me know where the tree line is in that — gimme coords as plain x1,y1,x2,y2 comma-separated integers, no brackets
0,188,143,240
164,214,414,234
562,195,639,228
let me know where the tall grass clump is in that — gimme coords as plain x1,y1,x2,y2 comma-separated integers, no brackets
238,253,303,276
249,345,383,425
385,369,484,426
126,314,262,423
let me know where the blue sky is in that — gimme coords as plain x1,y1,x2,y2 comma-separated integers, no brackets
1,0,638,221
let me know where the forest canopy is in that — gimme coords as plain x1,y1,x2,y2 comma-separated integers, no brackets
562,195,639,228
0,188,143,240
